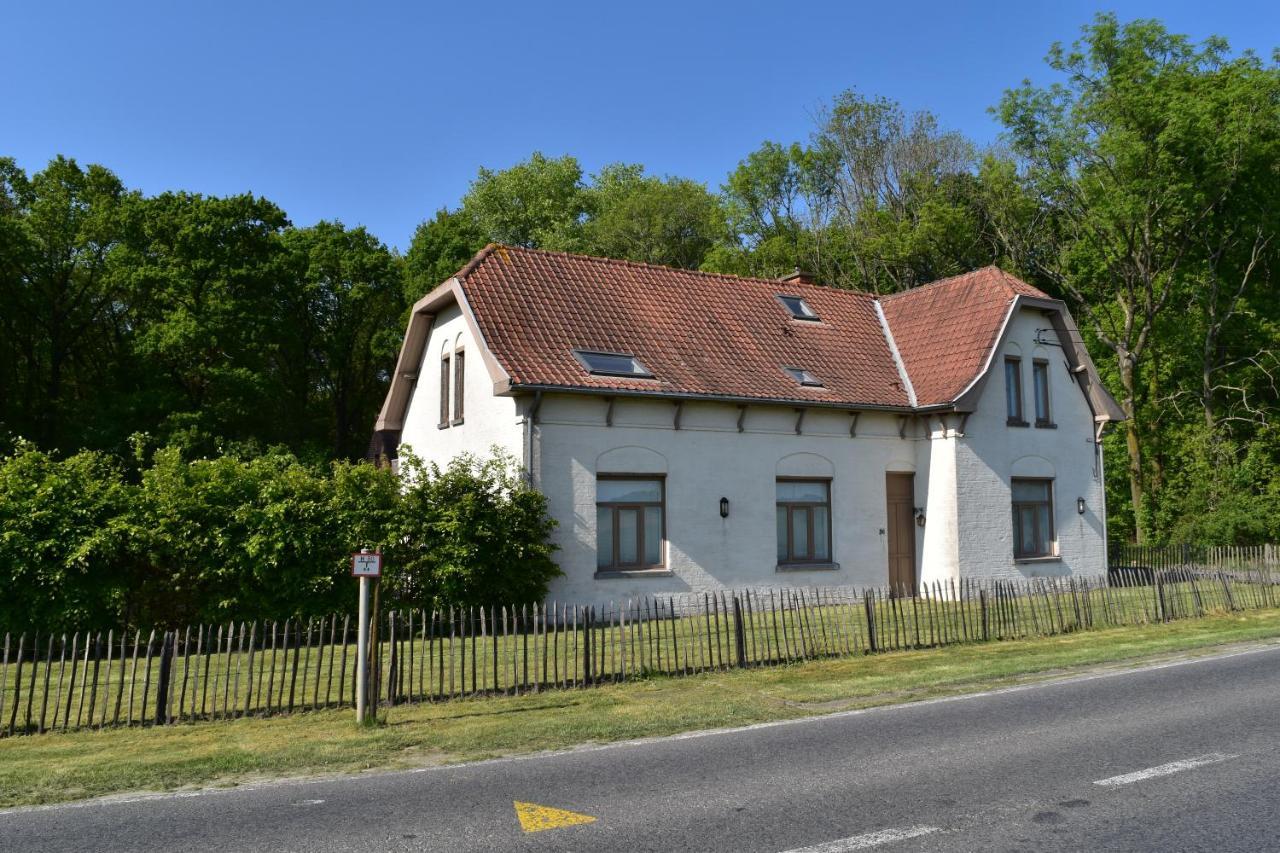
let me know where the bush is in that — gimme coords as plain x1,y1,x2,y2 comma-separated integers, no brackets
0,443,558,630
387,450,560,609
0,442,134,630
126,449,402,625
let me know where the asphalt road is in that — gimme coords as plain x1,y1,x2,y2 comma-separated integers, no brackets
3,643,1280,852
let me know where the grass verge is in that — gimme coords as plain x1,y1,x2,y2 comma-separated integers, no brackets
2,609,1279,809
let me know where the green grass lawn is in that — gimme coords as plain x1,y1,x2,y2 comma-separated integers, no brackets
2,608,1279,810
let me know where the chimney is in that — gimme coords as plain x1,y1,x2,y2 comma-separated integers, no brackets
780,267,817,286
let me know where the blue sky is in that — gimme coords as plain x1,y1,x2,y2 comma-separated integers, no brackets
4,1,1275,250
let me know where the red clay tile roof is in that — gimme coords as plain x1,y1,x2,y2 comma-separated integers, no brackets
453,246,1051,410
881,267,1051,407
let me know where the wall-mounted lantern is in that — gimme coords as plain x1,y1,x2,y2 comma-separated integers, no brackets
914,507,926,527
720,497,730,518
1077,497,1087,515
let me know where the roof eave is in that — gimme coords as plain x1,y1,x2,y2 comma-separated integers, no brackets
374,275,511,432
495,381,920,415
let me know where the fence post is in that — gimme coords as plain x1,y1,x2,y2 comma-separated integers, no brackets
863,590,878,653
583,607,593,687
1155,571,1168,622
155,631,173,726
733,595,747,668
979,590,989,641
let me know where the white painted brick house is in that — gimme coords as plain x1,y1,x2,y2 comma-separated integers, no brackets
373,245,1124,605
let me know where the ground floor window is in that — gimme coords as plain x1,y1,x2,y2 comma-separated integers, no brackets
596,476,665,570
1012,478,1054,558
776,479,831,564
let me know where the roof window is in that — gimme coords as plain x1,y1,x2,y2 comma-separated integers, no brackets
573,349,654,378
783,367,824,387
777,295,819,321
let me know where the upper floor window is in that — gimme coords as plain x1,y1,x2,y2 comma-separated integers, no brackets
453,349,466,425
1032,359,1052,427
573,349,654,379
438,354,451,429
1012,478,1054,558
776,479,831,564
596,476,665,571
1005,357,1027,426
777,295,819,321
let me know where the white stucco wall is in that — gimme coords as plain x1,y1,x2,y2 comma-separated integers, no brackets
397,301,524,471
952,307,1108,579
531,395,924,606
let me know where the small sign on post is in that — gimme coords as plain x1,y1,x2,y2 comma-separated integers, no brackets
351,551,382,578
353,548,382,724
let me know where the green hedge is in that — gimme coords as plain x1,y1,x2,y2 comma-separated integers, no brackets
0,442,559,630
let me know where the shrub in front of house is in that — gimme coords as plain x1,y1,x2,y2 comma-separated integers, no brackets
0,441,134,630
386,449,560,610
0,443,559,630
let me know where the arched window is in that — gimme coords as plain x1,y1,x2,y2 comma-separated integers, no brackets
453,348,465,425
438,352,450,429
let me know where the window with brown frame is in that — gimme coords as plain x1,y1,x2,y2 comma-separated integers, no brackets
776,479,831,564
438,354,450,429
1012,478,1055,558
452,349,465,425
596,476,665,571
1005,357,1027,426
1032,359,1053,427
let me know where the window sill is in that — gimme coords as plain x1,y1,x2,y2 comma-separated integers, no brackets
776,562,841,572
1014,556,1062,564
1034,421,1057,429
1007,419,1030,428
594,568,673,579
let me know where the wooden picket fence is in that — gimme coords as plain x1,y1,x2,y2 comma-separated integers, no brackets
1111,543,1280,576
2,559,1278,738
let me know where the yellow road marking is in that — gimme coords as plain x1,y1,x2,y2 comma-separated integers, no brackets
513,800,597,833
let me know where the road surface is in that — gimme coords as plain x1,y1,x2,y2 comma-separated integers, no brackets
3,642,1279,852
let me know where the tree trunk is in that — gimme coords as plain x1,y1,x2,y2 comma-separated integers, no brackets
1118,355,1145,544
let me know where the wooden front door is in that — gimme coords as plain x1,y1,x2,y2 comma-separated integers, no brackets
886,472,917,596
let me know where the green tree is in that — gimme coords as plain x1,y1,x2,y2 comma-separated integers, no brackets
461,152,586,250
997,14,1280,541
810,90,989,292
0,157,130,450
403,207,485,302
280,222,405,459
113,191,291,453
580,163,724,269
707,140,814,278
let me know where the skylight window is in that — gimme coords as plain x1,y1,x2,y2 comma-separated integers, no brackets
783,367,824,387
777,295,819,321
573,349,654,378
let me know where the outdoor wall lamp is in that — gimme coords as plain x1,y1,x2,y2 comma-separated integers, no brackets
719,497,730,518
1077,497,1087,515
914,507,926,527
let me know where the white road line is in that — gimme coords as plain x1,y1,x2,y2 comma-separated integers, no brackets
780,826,940,852
1093,752,1237,787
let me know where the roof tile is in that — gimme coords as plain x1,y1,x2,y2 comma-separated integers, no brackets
881,266,1050,406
